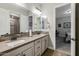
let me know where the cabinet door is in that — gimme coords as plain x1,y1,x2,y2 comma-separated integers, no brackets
35,44,41,56
23,47,34,56
3,48,21,56
41,36,48,54
35,39,41,56
45,36,48,50
41,38,46,54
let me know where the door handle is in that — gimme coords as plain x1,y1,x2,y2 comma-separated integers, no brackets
71,38,75,41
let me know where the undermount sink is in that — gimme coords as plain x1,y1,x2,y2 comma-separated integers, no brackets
0,39,6,42
7,40,25,47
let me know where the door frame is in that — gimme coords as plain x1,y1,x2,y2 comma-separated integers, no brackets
71,3,75,56
54,3,75,56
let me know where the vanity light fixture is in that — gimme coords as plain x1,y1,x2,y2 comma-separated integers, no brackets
42,15,47,19
32,8,42,16
15,3,25,8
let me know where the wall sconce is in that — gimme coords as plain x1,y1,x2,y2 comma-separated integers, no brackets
41,15,47,19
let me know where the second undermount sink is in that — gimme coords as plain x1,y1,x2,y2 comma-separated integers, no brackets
7,40,25,47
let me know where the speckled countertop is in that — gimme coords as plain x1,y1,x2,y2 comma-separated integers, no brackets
0,33,48,54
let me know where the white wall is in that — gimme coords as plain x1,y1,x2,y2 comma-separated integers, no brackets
0,8,10,35
42,4,56,50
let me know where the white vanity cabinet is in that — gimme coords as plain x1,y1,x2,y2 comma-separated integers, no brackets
2,35,49,56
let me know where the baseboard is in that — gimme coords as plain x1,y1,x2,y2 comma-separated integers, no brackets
48,47,54,50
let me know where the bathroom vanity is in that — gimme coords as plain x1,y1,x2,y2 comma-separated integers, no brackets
0,34,49,56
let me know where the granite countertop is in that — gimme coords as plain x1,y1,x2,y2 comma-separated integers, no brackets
0,33,48,54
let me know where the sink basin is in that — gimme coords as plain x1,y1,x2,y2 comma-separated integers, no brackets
7,40,25,47
0,39,6,42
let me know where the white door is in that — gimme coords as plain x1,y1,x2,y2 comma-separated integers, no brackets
71,3,75,56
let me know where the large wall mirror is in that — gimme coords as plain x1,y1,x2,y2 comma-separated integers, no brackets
35,16,41,31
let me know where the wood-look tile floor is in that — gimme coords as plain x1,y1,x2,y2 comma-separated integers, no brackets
42,48,70,56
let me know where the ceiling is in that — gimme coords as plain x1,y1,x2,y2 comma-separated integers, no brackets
0,3,71,18
56,4,71,18
0,3,42,15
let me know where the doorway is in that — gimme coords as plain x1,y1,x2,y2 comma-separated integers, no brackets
55,4,71,55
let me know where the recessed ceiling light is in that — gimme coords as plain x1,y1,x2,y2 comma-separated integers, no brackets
32,8,42,16
64,9,72,15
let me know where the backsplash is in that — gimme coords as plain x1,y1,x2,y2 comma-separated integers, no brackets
0,31,49,41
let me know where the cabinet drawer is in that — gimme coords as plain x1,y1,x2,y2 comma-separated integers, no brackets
20,42,34,50
3,47,22,56
23,47,34,56
3,42,34,56
35,39,41,45
35,44,41,56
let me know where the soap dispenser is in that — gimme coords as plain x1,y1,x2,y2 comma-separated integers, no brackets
29,29,32,37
